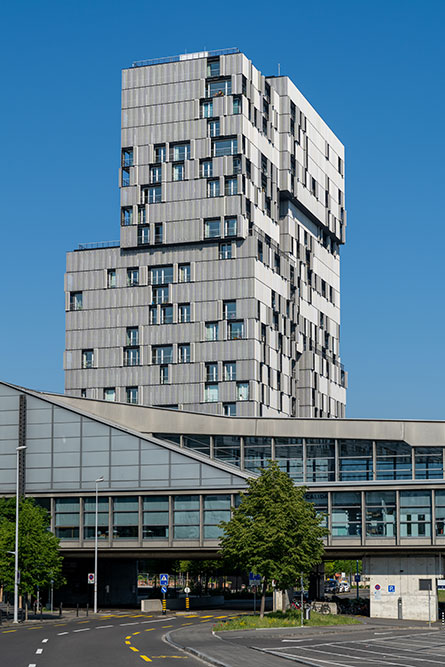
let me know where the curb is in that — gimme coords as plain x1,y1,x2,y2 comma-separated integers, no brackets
164,628,231,667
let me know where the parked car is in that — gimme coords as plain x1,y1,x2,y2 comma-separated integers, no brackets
338,581,350,592
324,580,339,594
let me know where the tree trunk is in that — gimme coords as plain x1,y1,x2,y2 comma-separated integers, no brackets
260,580,267,618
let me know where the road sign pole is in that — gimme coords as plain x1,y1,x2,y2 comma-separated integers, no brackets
253,588,256,615
356,560,359,601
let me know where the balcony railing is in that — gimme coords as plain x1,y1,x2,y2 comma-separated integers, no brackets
77,241,120,250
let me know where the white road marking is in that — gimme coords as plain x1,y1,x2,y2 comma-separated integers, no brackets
42,638,48,643
141,617,174,624
28,664,37,667
57,632,69,635
35,648,43,654
73,628,90,633
120,622,139,626
95,624,114,629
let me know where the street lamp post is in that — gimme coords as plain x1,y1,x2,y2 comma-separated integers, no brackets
14,445,27,624
94,476,104,614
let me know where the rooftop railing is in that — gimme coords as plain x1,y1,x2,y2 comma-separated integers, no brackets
77,241,120,250
132,47,240,69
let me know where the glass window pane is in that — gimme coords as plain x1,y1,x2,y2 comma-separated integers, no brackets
174,495,199,511
143,496,169,511
204,495,231,510
174,526,199,539
113,497,138,510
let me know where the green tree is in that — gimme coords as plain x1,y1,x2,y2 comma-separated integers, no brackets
219,461,327,617
0,498,64,598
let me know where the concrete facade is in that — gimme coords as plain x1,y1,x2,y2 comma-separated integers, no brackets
65,49,347,418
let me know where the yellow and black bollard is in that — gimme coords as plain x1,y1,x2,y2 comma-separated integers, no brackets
162,597,167,615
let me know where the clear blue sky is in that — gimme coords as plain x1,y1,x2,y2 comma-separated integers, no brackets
1,0,444,419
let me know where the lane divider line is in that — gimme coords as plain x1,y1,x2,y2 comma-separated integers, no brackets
42,638,48,643
35,649,43,654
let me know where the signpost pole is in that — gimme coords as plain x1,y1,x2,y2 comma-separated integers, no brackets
300,573,304,627
428,588,431,628
253,587,256,615
356,560,359,602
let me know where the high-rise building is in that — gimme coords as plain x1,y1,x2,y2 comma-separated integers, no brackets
65,48,347,417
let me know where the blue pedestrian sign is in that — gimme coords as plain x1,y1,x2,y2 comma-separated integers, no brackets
354,574,361,583
249,572,261,584
160,574,169,586
388,585,396,593
161,585,167,594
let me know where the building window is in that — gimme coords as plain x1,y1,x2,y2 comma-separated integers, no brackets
149,305,158,324
152,286,169,304
150,265,173,285
121,207,133,226
138,226,150,245
160,365,169,384
365,491,396,537
173,163,184,181
228,320,244,340
170,143,190,161
223,361,236,381
224,217,237,237
178,303,191,323
212,137,237,157
126,327,139,346
143,185,161,204
223,403,236,416
205,383,219,402
69,291,83,312
207,78,231,97
201,159,213,177
219,242,232,259
160,305,173,324
204,218,220,238
205,322,219,341
126,387,138,404
233,157,241,174
104,388,116,402
82,349,94,369
121,168,130,187
138,206,146,224
233,96,241,115
178,263,191,283
174,495,200,539
154,223,163,244
332,492,362,537
400,491,431,537
201,100,213,118
122,147,133,167
55,498,80,539
127,268,139,286
107,269,116,288
257,240,263,262
150,165,162,183
152,345,173,364
236,382,249,401
124,347,140,366
208,119,220,137
178,343,190,363
225,177,238,195
113,496,138,538
154,144,166,162
206,363,218,382
223,300,236,320
204,495,231,538
143,496,169,540
207,58,220,77
207,179,220,197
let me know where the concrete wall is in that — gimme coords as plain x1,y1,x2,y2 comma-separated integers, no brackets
365,554,442,621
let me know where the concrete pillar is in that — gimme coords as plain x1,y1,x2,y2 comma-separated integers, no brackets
309,562,325,600
364,554,442,622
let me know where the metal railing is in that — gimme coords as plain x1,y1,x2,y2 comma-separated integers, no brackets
77,241,120,250
132,47,239,68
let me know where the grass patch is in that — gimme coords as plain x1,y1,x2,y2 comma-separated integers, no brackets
213,610,361,631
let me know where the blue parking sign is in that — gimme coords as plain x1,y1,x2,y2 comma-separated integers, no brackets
388,585,395,593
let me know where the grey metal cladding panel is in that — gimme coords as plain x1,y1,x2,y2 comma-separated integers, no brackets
123,59,206,89
121,226,138,248
87,288,151,310
197,258,255,283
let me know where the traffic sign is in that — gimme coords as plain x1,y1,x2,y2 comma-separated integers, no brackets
388,585,395,593
88,573,95,584
184,586,191,594
161,585,167,594
160,573,169,586
374,584,381,590
249,572,261,584
354,574,361,582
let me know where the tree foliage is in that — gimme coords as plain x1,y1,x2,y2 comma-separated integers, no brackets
219,461,327,615
0,498,65,596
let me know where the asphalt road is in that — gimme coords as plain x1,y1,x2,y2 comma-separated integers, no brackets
0,610,233,667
